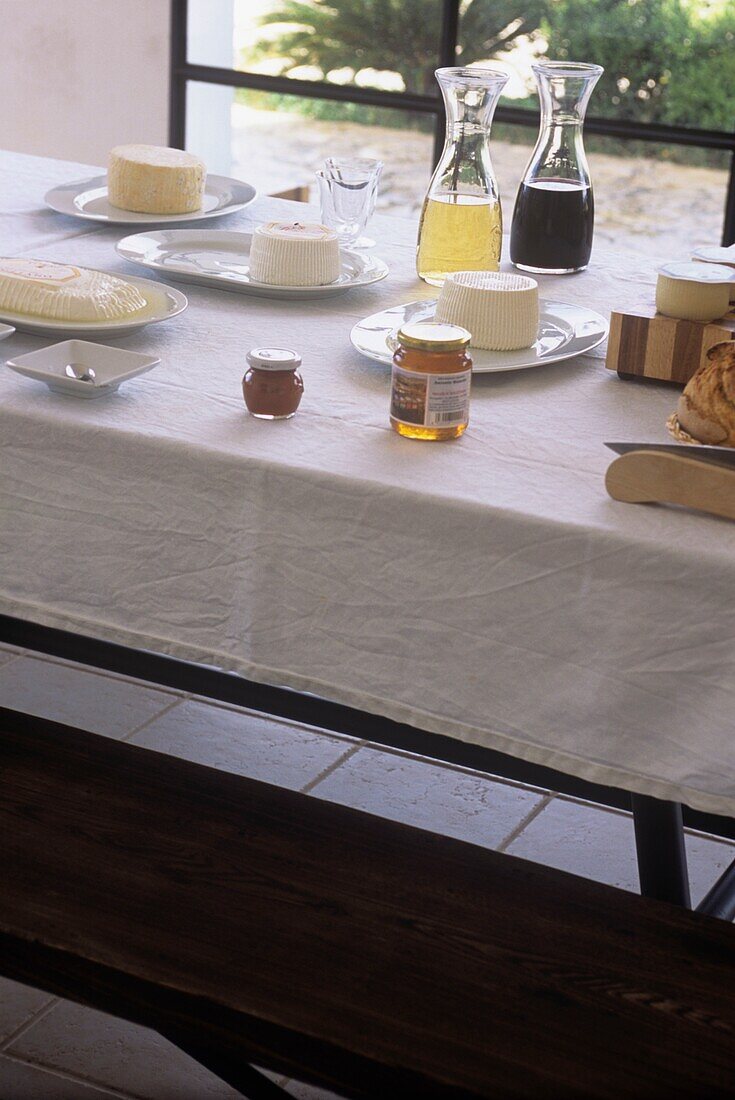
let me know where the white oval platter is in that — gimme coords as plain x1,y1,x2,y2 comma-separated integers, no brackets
350,299,608,374
0,273,187,338
45,174,257,226
116,229,389,300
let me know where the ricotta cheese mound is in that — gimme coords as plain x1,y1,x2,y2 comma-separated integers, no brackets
0,259,148,322
108,144,206,215
248,221,341,286
435,270,539,351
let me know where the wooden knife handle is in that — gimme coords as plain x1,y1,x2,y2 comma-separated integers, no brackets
605,450,735,521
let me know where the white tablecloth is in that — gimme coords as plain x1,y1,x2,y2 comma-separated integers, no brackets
1,152,734,815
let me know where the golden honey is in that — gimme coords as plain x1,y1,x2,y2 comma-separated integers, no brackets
390,322,472,441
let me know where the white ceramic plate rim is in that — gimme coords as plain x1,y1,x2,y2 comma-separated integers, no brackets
350,299,609,373
115,229,389,293
0,273,187,335
692,245,735,265
44,174,258,225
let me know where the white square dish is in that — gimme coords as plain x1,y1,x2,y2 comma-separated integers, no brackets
5,339,160,398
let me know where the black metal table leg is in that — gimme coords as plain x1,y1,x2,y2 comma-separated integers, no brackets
631,794,691,907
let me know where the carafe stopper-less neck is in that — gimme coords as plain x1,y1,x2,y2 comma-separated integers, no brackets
533,61,603,125
436,65,509,134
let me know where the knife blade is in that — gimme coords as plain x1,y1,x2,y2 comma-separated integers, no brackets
605,441,735,469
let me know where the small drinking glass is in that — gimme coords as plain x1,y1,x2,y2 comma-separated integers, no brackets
317,157,383,249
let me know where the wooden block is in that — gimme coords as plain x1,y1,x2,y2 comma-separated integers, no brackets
606,302,735,385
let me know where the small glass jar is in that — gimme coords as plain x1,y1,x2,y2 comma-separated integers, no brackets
243,347,303,420
390,321,472,440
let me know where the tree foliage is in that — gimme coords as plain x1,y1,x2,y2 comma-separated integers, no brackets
251,0,551,95
249,0,735,131
542,0,735,131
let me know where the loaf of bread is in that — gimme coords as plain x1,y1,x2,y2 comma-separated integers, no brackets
676,341,735,445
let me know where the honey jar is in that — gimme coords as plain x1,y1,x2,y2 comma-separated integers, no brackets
390,321,472,440
243,347,303,420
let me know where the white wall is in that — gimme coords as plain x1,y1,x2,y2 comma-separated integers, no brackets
0,0,170,166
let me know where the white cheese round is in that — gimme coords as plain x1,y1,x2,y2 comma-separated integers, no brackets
108,144,206,215
656,262,733,322
0,258,148,322
249,221,341,287
435,271,539,351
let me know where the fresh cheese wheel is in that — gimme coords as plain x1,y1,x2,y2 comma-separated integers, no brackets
0,258,148,322
249,221,341,286
435,270,539,350
656,262,732,322
108,144,206,214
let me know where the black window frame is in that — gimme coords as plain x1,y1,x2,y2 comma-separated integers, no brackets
169,0,735,243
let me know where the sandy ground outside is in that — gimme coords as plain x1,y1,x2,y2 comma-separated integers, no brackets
231,103,728,257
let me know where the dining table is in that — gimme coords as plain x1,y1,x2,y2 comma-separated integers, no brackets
1,150,734,912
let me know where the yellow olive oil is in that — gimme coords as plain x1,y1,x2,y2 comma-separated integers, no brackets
417,192,502,286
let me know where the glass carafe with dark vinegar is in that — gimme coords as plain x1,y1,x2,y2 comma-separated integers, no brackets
417,66,509,286
510,62,602,274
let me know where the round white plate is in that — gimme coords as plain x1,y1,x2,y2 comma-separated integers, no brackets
350,299,608,373
116,229,389,299
0,273,187,338
44,174,257,225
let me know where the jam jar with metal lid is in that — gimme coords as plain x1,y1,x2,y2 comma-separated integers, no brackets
390,321,472,440
243,347,303,420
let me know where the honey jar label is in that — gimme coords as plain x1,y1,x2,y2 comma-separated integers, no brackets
390,366,471,428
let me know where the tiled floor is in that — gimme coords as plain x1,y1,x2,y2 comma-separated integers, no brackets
1,643,733,1099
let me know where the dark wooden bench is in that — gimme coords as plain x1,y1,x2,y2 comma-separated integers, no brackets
2,706,735,1099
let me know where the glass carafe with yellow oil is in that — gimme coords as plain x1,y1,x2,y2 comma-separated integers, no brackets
417,66,509,286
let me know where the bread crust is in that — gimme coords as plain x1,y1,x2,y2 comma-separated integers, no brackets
676,341,735,446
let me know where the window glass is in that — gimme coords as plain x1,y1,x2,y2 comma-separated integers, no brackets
188,0,445,96
454,0,731,252
184,2,731,252
186,81,434,214
185,84,726,255
458,0,735,133
492,122,728,257
586,138,728,255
